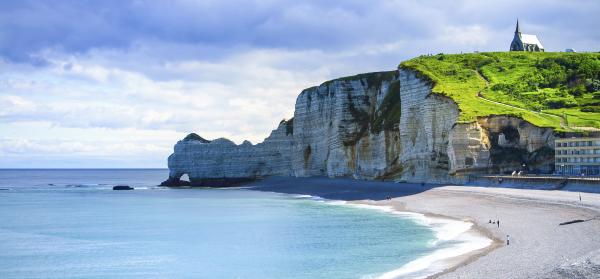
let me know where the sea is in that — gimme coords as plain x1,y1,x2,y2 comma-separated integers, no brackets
0,169,490,279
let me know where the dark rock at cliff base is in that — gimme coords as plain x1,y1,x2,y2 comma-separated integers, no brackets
189,177,255,187
160,177,255,187
113,185,134,190
159,178,191,187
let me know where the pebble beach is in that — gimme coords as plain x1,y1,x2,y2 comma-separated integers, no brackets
251,177,600,279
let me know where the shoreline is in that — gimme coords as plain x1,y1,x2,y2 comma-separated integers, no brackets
278,192,495,279
348,199,502,279
248,176,600,279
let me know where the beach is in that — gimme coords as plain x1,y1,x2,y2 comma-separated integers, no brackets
250,177,600,279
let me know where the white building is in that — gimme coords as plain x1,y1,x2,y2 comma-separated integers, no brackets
555,137,600,176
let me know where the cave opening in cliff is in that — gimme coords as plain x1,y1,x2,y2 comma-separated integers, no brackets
499,126,520,145
180,173,190,182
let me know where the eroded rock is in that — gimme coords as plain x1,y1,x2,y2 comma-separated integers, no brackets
163,69,557,185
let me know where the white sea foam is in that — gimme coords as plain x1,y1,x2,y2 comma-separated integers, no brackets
219,186,254,190
292,194,314,199
377,211,490,279
375,230,491,279
309,200,491,279
324,200,346,205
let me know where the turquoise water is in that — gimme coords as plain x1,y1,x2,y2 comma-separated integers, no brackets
0,170,440,278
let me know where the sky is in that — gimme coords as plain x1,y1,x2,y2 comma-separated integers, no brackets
1,0,599,168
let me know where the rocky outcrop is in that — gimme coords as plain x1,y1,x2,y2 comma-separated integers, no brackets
447,116,555,177
163,120,293,186
163,68,557,186
163,72,403,186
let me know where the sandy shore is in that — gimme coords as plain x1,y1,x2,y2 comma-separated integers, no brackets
248,177,600,279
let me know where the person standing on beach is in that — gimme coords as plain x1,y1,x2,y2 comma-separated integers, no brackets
507,235,510,245
579,193,582,203
497,220,500,228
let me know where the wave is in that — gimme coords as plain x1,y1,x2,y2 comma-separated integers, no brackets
288,196,492,279
346,204,491,279
375,226,490,279
292,194,314,199
65,184,94,188
291,194,330,203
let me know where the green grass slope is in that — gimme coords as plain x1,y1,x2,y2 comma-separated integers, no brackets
400,52,600,130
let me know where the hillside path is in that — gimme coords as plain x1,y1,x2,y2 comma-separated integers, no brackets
473,68,567,128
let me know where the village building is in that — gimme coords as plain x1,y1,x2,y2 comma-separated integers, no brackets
555,137,600,176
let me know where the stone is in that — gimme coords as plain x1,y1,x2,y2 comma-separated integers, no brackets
113,185,134,190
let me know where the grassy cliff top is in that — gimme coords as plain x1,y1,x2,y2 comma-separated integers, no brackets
400,52,600,130
320,70,397,87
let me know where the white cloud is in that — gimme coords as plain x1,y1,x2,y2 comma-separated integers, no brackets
441,25,492,47
1,0,599,167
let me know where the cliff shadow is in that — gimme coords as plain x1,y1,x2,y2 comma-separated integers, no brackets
247,176,437,201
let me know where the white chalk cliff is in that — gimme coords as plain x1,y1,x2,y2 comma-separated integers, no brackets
162,68,555,186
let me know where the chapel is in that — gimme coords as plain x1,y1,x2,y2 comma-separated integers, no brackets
509,20,544,52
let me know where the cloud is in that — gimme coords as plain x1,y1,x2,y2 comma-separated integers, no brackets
3,0,597,64
1,0,599,167
0,47,334,145
0,122,183,168
0,138,169,155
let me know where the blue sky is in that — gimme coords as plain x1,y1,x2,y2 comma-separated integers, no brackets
1,0,599,168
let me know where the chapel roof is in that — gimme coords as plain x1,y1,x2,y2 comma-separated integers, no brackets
520,33,544,49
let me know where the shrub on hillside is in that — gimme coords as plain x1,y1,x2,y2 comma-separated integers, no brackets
544,97,577,109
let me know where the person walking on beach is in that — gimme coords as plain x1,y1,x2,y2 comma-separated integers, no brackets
507,235,510,245
579,193,582,203
497,220,500,228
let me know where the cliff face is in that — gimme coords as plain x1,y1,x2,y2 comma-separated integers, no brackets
291,72,402,179
163,69,556,186
398,70,459,183
397,69,555,183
